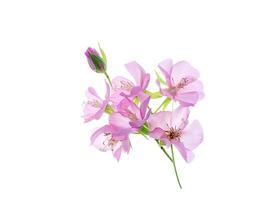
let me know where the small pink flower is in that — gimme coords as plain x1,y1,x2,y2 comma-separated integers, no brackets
83,82,110,122
148,106,203,162
110,61,150,106
158,59,204,106
109,96,151,130
91,96,150,161
91,125,131,161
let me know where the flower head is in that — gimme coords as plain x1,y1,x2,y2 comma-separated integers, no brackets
148,106,203,162
91,125,131,161
110,61,150,106
158,59,204,106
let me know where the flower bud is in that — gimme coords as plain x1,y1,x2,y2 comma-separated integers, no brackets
85,47,106,73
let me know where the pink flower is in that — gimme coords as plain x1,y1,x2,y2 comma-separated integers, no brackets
91,125,131,161
158,59,204,106
83,82,110,122
109,96,151,130
90,96,150,161
110,61,150,106
148,106,203,162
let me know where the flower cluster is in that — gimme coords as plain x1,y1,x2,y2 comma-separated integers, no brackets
83,44,204,189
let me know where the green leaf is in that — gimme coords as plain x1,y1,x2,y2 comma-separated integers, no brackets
144,90,162,99
162,97,171,110
98,43,107,63
155,70,167,85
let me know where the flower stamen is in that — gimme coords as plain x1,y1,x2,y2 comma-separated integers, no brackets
87,99,101,108
177,77,190,89
102,133,119,151
165,127,182,140
120,80,133,91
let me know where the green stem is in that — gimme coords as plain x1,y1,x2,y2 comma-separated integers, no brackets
154,97,169,113
171,144,182,189
104,71,112,87
138,124,149,139
155,139,173,162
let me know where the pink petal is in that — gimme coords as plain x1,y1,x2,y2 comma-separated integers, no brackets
128,101,141,118
113,145,122,161
93,103,107,119
176,92,200,106
181,120,203,150
171,61,199,86
110,91,124,106
122,140,131,154
144,108,151,121
177,80,204,106
83,84,108,122
112,131,132,144
158,59,173,86
157,80,181,101
173,141,195,163
129,120,145,128
125,61,150,90
110,76,134,105
104,81,110,100
117,96,141,120
109,112,131,129
149,127,164,139
111,76,134,94
86,87,102,100
161,137,171,147
140,96,150,119
171,106,190,129
83,104,101,122
129,86,143,97
83,101,106,122
117,97,131,111
157,80,175,99
91,125,109,144
148,111,172,131
137,91,150,104
179,80,203,94
90,125,113,151
142,73,150,90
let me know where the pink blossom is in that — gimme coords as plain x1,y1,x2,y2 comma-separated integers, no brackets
110,61,150,106
83,81,110,122
90,96,150,161
91,125,131,161
158,59,204,106
148,106,203,162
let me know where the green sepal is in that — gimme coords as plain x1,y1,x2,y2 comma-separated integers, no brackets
90,54,106,73
162,97,171,110
98,43,107,64
155,70,167,85
138,122,149,138
104,104,114,114
158,140,165,146
144,90,162,99
133,96,139,105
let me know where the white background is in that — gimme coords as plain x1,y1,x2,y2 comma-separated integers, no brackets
1,0,267,199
